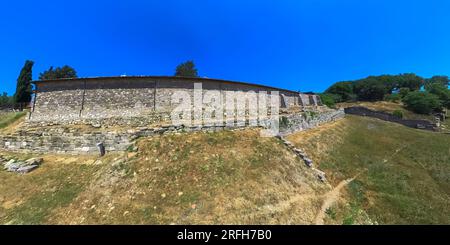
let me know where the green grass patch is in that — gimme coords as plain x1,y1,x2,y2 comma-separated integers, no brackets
313,116,450,224
0,111,26,129
4,183,83,224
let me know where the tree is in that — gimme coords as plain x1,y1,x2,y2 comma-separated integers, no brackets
319,93,336,108
39,65,77,80
325,81,355,102
0,92,13,108
425,75,449,89
353,78,387,101
377,75,398,92
14,60,34,108
398,87,410,98
325,73,424,102
425,82,450,109
174,60,198,77
396,73,424,91
402,91,442,114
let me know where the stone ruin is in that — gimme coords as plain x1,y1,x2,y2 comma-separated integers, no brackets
0,76,345,154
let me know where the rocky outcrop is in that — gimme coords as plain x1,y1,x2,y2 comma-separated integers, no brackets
1,156,43,174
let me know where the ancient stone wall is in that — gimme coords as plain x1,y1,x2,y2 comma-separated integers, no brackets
0,109,344,154
30,77,318,125
0,76,339,154
344,107,437,131
279,109,345,135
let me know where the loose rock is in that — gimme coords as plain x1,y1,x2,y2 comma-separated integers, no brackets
3,157,43,174
25,157,43,166
16,165,39,174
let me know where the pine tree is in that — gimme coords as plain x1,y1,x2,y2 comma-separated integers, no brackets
14,60,34,109
174,60,198,77
39,65,77,80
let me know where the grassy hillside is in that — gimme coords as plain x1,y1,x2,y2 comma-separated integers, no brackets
0,129,329,225
1,111,448,224
337,101,437,121
0,111,26,130
287,115,450,224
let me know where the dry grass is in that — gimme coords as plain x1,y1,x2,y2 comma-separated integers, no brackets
0,129,329,225
3,106,447,225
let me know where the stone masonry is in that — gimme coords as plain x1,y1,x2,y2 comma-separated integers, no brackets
0,76,344,154
0,108,345,154
30,76,319,124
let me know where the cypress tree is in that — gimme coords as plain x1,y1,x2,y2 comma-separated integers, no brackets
14,60,34,109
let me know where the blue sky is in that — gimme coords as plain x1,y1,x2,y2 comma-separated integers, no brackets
1,0,450,95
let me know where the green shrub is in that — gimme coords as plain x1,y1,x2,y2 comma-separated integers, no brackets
319,93,336,108
425,82,450,109
279,116,289,129
393,110,403,119
384,93,401,102
402,91,442,114
325,82,355,102
398,87,410,98
0,112,26,129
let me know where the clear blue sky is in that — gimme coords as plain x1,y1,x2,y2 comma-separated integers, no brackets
1,0,450,95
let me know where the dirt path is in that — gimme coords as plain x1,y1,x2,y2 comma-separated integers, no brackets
314,176,356,225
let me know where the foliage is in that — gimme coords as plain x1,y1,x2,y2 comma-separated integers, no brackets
392,110,403,119
398,87,410,98
353,77,388,101
395,73,424,91
319,93,336,108
325,81,355,102
354,80,378,101
402,91,442,114
0,92,13,108
425,81,450,109
325,73,427,102
425,75,449,88
324,74,448,113
0,111,26,129
14,60,34,105
174,60,198,77
279,116,290,129
384,93,401,102
39,65,77,80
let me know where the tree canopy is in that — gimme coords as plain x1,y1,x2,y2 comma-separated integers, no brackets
0,92,13,108
353,77,388,101
425,80,450,109
324,81,355,102
39,65,77,80
403,91,442,114
318,93,336,108
425,75,449,88
324,73,427,103
323,73,449,114
174,60,198,77
14,60,34,105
